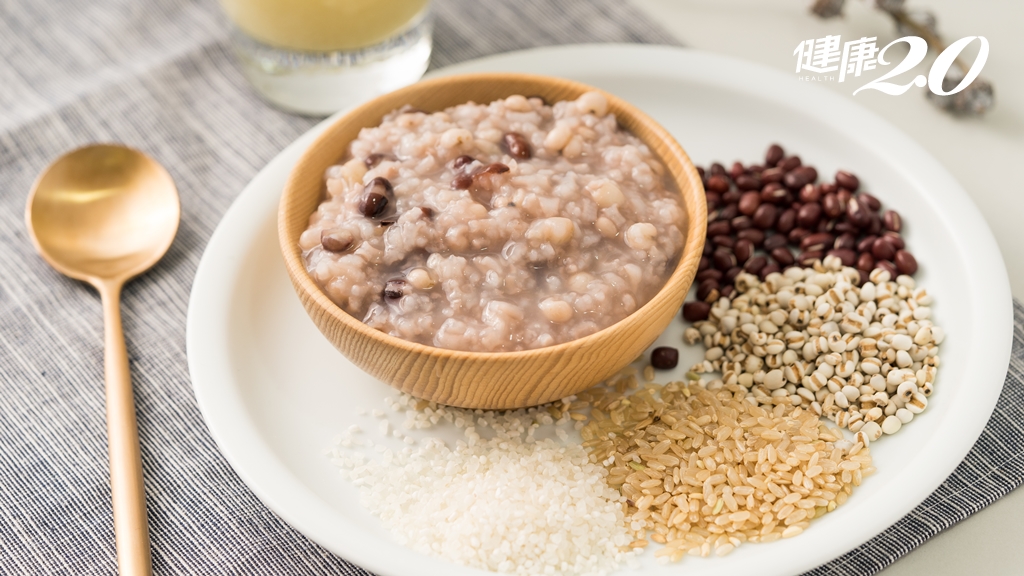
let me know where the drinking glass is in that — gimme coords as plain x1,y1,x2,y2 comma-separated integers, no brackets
220,0,432,115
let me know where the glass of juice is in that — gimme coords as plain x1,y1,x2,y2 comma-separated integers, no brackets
220,0,432,115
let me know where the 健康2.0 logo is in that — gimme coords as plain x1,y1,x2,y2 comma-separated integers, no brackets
794,35,988,96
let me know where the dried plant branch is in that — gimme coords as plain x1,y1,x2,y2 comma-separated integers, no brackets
808,0,995,115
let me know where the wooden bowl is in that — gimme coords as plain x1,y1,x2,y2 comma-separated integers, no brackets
279,73,706,409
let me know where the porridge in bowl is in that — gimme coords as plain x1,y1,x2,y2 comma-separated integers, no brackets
299,92,686,352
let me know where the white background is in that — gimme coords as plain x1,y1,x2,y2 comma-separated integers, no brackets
630,0,1024,573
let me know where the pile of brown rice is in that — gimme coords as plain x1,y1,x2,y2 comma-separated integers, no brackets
569,377,873,561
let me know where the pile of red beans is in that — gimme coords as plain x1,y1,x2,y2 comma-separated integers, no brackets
682,143,917,322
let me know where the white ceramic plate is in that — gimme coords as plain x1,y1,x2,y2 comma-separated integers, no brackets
187,45,1012,576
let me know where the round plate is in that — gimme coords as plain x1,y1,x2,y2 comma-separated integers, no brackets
187,44,1012,576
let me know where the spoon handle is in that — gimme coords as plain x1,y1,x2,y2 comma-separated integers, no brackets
100,282,153,576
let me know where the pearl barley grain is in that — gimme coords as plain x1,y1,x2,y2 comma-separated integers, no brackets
881,415,903,435
539,298,574,323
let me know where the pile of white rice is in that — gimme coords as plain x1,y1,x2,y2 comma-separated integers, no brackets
329,396,639,576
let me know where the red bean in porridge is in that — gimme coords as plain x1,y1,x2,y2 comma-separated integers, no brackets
299,92,686,352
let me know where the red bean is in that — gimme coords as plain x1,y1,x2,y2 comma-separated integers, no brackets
383,279,406,299
724,266,743,284
765,144,785,167
834,221,858,234
706,191,722,209
787,227,811,245
320,229,354,252
797,250,825,266
721,285,735,298
884,232,905,250
706,175,730,193
651,347,680,369
698,256,710,272
834,233,857,251
871,237,896,261
822,193,842,218
736,174,761,191
737,228,765,246
715,204,739,222
452,173,474,190
759,263,781,280
801,232,834,252
752,204,777,229
894,250,918,274
868,214,882,235
837,189,852,212
502,132,532,159
479,162,510,175
734,238,754,264
707,220,731,237
860,192,881,211
779,156,802,171
360,177,393,218
738,191,761,215
846,195,871,227
835,170,860,191
828,248,857,267
797,202,822,228
712,235,734,249
764,234,788,251
856,252,875,271
760,182,788,204
697,269,723,283
799,184,821,203
452,155,475,169
744,255,767,274
770,247,795,266
876,260,898,278
760,167,785,183
857,235,878,253
710,162,727,176
682,302,710,322
697,279,720,302
722,190,742,204
883,210,903,232
713,248,737,271
777,209,797,234
730,162,746,180
731,215,753,231
783,166,817,190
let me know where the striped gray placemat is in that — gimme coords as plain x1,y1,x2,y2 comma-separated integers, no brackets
0,0,1019,574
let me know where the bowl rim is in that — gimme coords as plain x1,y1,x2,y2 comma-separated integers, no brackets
278,71,707,361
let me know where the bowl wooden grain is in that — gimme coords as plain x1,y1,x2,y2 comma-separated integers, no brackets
279,72,706,409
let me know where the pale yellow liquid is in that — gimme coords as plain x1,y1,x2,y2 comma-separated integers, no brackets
221,0,429,52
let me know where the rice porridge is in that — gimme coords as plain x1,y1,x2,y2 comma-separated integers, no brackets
300,92,686,352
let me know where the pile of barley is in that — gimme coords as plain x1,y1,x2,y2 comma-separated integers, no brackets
330,395,639,576
571,379,872,561
684,256,942,443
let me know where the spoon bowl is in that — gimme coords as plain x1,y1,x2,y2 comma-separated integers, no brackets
25,143,180,576
27,145,179,284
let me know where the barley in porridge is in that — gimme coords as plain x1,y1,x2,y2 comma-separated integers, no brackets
300,92,686,352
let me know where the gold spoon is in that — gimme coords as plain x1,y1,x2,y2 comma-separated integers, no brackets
25,144,180,576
